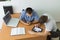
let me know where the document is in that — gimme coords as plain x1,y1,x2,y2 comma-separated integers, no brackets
11,27,25,35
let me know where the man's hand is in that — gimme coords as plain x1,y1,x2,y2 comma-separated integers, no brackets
32,20,38,24
27,22,31,25
20,20,31,25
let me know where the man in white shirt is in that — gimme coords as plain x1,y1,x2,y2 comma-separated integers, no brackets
42,14,57,32
39,13,57,40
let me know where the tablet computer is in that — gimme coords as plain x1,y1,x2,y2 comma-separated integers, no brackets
32,26,43,32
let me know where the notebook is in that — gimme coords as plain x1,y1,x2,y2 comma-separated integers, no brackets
10,27,25,35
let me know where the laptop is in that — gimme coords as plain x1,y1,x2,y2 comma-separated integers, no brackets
3,11,19,27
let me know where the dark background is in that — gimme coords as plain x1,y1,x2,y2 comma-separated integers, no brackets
0,0,10,1
0,0,6,1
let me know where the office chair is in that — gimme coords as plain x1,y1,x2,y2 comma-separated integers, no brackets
51,29,60,40
47,29,60,40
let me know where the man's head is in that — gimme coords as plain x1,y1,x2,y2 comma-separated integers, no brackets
39,16,48,24
26,7,33,14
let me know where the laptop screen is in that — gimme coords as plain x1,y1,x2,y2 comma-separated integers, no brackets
3,12,11,24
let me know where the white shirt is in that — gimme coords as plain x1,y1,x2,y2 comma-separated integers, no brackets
42,13,57,32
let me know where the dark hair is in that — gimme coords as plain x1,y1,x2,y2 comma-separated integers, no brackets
39,16,48,24
26,7,33,14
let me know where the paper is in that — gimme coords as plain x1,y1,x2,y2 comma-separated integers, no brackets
11,27,25,35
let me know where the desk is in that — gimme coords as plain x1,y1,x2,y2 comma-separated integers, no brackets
0,13,47,40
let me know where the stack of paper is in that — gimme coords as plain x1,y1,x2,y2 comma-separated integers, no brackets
10,27,25,35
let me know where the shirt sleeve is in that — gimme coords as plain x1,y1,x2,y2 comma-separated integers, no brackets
45,21,53,32
20,10,25,20
52,20,57,31
33,11,39,21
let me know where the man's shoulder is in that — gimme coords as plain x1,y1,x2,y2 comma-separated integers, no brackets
32,10,38,16
21,10,26,15
33,10,36,13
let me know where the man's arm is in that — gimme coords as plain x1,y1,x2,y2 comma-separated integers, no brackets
29,30,50,36
20,10,31,25
20,20,31,25
38,30,50,36
32,20,39,24
32,11,39,24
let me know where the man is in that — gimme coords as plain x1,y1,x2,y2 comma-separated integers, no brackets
20,7,39,25
39,13,57,40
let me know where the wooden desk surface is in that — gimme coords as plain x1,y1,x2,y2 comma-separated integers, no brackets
0,13,47,40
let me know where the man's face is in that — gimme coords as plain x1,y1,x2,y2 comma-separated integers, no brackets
26,12,32,17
